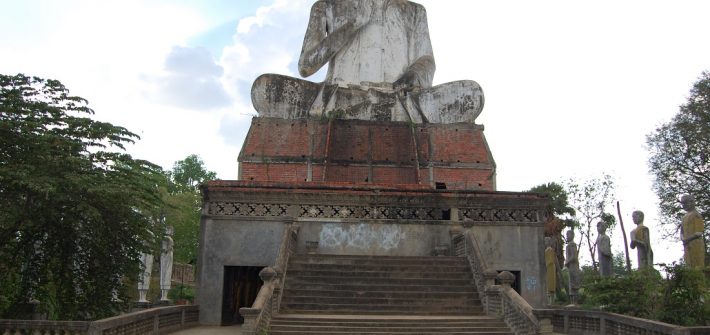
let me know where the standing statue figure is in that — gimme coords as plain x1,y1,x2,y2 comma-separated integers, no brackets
137,252,154,303
160,227,175,301
596,222,613,277
629,210,653,269
564,229,581,304
544,237,557,304
251,0,484,124
680,195,705,269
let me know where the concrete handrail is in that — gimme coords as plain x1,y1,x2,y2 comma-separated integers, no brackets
240,223,299,335
535,308,710,335
460,230,544,334
88,305,199,334
0,319,90,334
1,305,199,335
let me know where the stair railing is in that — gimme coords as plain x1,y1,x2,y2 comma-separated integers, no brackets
240,222,299,335
454,229,551,335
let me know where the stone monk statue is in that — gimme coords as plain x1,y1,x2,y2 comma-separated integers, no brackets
629,210,653,269
680,195,705,269
564,229,581,304
251,0,484,123
160,227,174,301
596,221,612,277
544,237,556,304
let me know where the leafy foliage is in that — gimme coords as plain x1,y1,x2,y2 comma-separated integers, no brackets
583,268,662,318
0,74,164,320
583,264,710,326
564,174,616,270
647,71,710,236
164,154,216,264
168,155,216,194
528,182,576,219
657,264,710,326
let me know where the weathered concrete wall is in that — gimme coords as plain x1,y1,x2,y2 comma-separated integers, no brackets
196,218,284,325
197,181,550,324
471,225,546,307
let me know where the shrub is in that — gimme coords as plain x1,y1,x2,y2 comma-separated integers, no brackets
582,268,661,318
657,263,710,326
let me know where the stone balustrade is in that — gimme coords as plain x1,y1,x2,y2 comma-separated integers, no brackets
535,308,710,335
0,305,198,335
0,320,89,335
454,230,549,334
239,223,299,335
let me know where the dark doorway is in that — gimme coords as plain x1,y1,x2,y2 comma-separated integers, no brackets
221,266,264,325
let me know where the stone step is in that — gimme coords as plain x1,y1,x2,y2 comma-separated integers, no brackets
284,282,478,293
270,332,513,334
288,262,470,272
283,288,479,299
281,295,481,306
286,269,473,279
291,254,467,263
290,260,468,268
286,275,474,286
269,315,510,334
279,303,484,314
270,325,512,333
270,331,512,335
271,318,506,327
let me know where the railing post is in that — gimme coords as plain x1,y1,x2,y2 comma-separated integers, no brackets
533,309,555,335
484,269,498,287
153,312,159,333
600,315,606,335
239,308,260,335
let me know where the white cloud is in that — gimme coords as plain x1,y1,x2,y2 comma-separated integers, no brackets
143,46,232,110
216,0,315,147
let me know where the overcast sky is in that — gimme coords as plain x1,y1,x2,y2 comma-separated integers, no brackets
2,0,709,267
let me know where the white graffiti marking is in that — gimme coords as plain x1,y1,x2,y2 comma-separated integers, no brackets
319,223,406,250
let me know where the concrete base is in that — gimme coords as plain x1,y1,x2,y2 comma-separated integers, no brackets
197,181,549,325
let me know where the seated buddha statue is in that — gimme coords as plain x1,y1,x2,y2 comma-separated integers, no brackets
251,0,484,124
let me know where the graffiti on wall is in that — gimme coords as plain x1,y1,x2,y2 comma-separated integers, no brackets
319,223,406,250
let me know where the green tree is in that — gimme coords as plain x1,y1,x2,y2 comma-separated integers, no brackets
528,182,576,219
647,71,710,236
164,155,216,264
564,174,616,271
0,74,164,319
168,154,216,193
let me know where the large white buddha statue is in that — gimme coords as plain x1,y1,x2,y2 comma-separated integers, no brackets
251,0,484,124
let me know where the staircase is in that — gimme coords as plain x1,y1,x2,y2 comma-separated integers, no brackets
270,254,513,334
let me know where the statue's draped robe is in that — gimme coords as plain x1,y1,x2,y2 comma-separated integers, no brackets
545,246,556,293
565,243,581,291
630,225,653,269
160,236,174,290
682,210,705,269
596,234,612,276
319,0,433,86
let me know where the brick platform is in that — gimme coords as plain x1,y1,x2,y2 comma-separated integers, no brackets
238,117,496,190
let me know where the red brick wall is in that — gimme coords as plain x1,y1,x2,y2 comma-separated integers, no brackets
238,117,495,190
